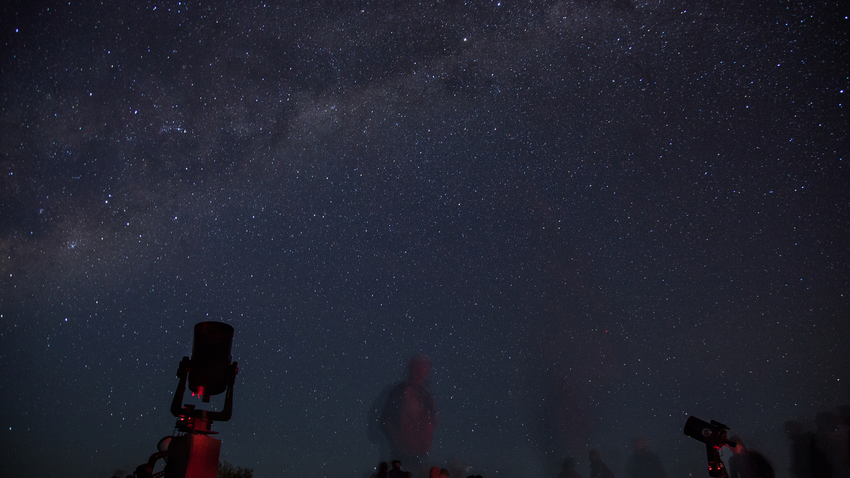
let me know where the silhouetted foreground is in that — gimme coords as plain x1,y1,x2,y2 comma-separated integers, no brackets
362,404,848,478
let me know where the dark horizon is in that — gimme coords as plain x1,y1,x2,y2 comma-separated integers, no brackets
1,0,848,477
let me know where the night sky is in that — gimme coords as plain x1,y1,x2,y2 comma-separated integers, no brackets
1,1,848,477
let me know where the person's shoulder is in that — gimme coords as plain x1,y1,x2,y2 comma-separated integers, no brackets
748,451,774,470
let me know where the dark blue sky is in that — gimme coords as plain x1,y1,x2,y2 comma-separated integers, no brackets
1,1,848,477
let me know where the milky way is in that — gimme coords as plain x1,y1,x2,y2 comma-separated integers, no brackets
1,1,848,477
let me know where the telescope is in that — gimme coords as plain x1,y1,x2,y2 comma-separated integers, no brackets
135,322,238,478
683,416,737,478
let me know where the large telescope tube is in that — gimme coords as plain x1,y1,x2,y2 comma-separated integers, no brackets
188,321,234,402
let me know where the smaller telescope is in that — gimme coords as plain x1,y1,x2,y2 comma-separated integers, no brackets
683,416,737,478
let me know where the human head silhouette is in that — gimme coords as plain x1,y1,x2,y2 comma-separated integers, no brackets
408,355,431,385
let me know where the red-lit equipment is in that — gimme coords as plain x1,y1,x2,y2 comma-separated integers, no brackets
683,416,736,478
134,321,238,478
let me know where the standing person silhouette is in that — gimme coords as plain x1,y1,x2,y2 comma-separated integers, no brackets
557,457,583,478
727,436,775,478
784,421,812,478
381,355,437,476
589,450,615,478
388,460,412,478
625,436,666,478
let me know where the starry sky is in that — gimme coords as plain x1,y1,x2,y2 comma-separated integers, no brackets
1,1,848,477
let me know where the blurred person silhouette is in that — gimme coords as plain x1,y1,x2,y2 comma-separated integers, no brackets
429,466,450,478
388,460,413,478
625,436,666,478
557,457,582,478
727,435,775,478
446,457,470,478
588,450,615,478
380,355,437,475
784,420,813,478
811,411,839,478
369,385,395,461
371,462,390,478
838,405,850,478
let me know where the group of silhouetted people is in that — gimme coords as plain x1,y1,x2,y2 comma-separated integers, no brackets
554,438,667,478
558,434,777,478
565,438,666,478
553,404,850,478
369,459,485,478
785,406,850,478
370,355,848,478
